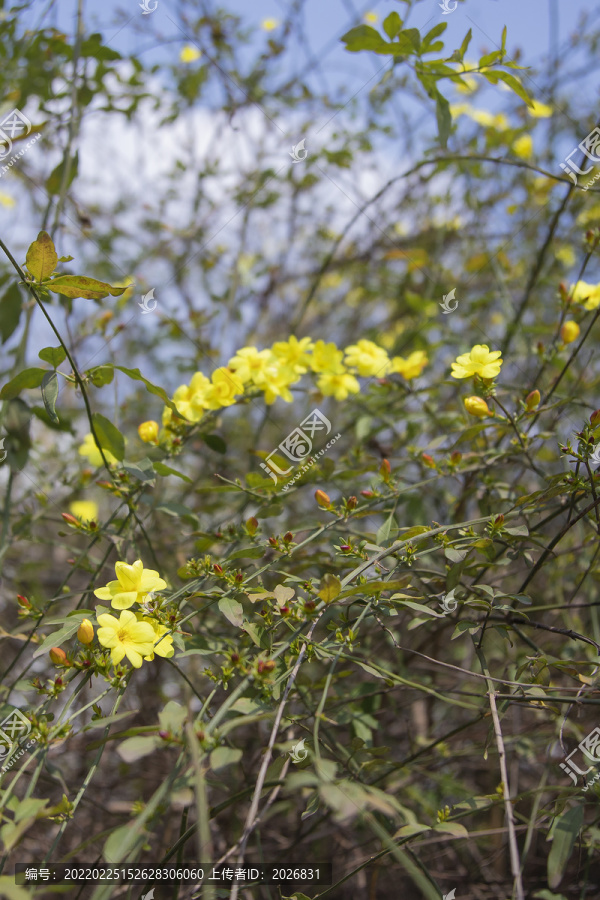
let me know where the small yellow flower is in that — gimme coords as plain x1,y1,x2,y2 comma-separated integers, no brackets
569,280,600,311
180,45,202,63
272,336,314,375
560,320,580,344
96,610,156,668
69,500,98,523
317,370,360,401
261,18,279,31
77,618,95,645
204,367,245,409
389,350,428,381
451,344,503,380
528,100,552,118
138,420,159,443
310,340,345,374
344,339,390,377
513,134,533,160
138,615,175,660
364,11,378,23
0,192,15,208
78,433,117,468
94,559,167,610
555,246,576,267
464,396,493,418
49,647,68,666
172,371,212,422
228,347,277,386
261,369,297,405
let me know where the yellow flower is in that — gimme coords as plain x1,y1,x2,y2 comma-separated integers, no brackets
451,345,503,380
204,367,245,409
513,134,533,160
560,320,580,344
138,420,159,443
228,347,278,386
464,396,493,418
96,610,156,668
310,340,345,374
172,372,212,422
94,559,167,610
272,336,314,375
317,370,360,401
389,350,428,381
261,18,279,31
364,11,378,23
138,615,174,660
78,433,117,468
261,369,297,405
555,246,576,267
77,618,95,645
450,103,508,129
528,100,552,118
69,500,99,523
344,339,390,377
0,192,15,208
569,280,600,311
180,45,201,63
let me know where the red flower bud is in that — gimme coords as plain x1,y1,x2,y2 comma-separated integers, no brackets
315,489,331,508
213,563,223,574
360,490,374,498
347,496,357,509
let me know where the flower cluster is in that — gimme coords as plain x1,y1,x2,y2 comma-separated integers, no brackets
162,336,428,427
569,280,600,311
93,560,173,668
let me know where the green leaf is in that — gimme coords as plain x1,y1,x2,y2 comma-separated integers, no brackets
435,90,452,148
548,805,583,889
218,597,244,627
341,25,389,53
158,700,187,735
458,27,472,60
41,371,59,423
25,231,58,281
383,12,402,39
0,875,31,899
87,365,115,387
479,49,503,68
0,283,23,343
421,22,446,51
117,735,161,762
201,433,227,454
153,462,192,483
451,620,481,640
0,368,47,400
45,151,79,195
319,573,342,603
38,346,66,367
91,412,125,461
114,365,179,413
47,275,127,301
32,615,89,658
376,510,395,545
484,70,533,107
210,747,243,771
225,546,265,561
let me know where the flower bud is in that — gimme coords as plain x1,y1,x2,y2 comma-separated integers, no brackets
560,320,580,344
17,594,30,608
213,563,223,574
61,513,80,527
464,396,493,419
379,459,391,481
450,451,462,465
49,647,68,666
77,619,94,645
525,390,540,410
257,659,276,674
360,490,374,498
246,516,258,535
347,496,357,509
590,410,600,428
283,532,293,543
315,489,331,508
421,453,436,468
138,420,159,443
